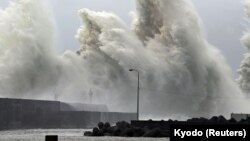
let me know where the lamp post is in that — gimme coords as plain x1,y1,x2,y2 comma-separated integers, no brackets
129,69,140,120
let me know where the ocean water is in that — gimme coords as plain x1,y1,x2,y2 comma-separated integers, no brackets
0,129,169,141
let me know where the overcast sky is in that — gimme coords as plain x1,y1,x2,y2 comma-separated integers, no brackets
0,0,247,78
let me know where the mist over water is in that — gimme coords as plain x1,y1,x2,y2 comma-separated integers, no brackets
0,0,249,119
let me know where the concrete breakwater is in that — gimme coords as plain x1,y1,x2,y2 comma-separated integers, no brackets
0,98,136,130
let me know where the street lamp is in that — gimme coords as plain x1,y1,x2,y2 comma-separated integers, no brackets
129,69,140,120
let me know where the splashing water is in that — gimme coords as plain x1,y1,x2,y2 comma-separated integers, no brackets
238,0,250,94
0,0,59,98
0,0,249,119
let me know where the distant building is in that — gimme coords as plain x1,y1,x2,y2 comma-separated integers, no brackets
231,113,250,121
0,98,136,130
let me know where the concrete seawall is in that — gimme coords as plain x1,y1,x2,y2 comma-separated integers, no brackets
0,98,136,130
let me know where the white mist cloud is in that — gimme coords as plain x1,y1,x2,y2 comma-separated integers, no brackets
76,0,250,118
0,0,249,119
238,0,250,93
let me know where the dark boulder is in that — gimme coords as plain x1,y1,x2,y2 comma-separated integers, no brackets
210,116,219,122
114,128,122,136
133,127,145,137
92,127,100,136
217,115,227,123
143,128,161,137
104,122,111,128
228,118,237,123
116,121,130,130
120,128,134,137
98,122,104,129
84,131,92,136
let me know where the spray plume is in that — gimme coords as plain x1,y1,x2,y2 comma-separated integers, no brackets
0,0,249,119
238,0,250,94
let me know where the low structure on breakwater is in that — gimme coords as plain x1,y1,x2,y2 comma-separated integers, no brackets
231,113,250,122
0,98,136,130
